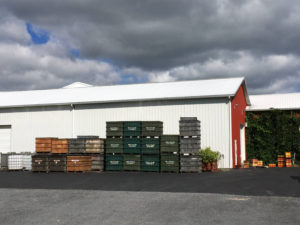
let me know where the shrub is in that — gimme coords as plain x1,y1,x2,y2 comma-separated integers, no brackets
200,147,221,163
246,109,300,164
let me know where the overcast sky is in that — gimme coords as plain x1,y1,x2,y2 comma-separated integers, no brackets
0,0,299,94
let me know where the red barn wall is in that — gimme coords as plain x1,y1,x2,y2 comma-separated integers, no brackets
231,85,247,168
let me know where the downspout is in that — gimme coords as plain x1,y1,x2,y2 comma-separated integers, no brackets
228,96,232,168
70,104,75,138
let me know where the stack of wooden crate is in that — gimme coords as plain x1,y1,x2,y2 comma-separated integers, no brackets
32,136,105,173
86,137,105,171
285,152,292,167
277,155,285,167
67,136,105,172
179,117,202,173
160,135,179,173
32,138,57,172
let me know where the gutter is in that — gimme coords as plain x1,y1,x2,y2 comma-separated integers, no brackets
0,94,236,109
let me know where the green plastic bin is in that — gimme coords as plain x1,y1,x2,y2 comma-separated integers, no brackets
160,154,179,173
141,138,160,154
142,121,163,136
106,138,123,154
105,155,123,171
141,155,160,172
106,122,123,136
123,155,141,171
123,138,141,154
160,135,179,153
123,121,142,136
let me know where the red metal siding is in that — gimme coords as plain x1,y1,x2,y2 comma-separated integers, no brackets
231,84,247,168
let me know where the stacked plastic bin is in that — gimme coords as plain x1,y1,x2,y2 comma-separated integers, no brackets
141,122,163,172
123,122,142,171
160,135,180,173
105,122,124,171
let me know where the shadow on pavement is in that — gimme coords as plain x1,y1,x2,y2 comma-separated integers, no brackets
291,176,300,183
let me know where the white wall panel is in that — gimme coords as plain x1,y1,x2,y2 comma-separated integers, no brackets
0,106,73,153
74,98,231,168
0,126,11,153
0,98,231,167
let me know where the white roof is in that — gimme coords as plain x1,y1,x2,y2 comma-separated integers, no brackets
63,82,92,89
247,93,300,111
0,77,248,108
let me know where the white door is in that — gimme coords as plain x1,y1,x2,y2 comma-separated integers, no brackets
240,125,246,163
0,125,11,153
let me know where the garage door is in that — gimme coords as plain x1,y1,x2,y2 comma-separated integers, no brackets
0,125,11,153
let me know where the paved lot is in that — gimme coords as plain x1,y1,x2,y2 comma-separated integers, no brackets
0,168,299,225
0,168,299,196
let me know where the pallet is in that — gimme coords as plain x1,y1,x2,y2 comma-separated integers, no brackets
89,170,103,173
8,169,28,172
122,136,142,138
160,170,179,173
141,136,160,138
180,136,201,139
31,170,49,173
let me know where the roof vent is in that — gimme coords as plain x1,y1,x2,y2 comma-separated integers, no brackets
62,82,92,89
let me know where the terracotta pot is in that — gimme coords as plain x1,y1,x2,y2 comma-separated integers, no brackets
202,161,218,172
212,161,218,172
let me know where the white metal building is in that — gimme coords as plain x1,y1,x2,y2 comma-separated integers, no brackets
0,77,250,168
247,93,300,112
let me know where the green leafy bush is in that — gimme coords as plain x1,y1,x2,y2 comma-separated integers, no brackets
246,109,300,164
200,147,221,163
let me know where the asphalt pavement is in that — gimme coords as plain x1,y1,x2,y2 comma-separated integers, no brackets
0,168,299,197
0,168,299,225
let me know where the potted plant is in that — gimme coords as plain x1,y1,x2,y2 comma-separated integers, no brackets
200,147,221,172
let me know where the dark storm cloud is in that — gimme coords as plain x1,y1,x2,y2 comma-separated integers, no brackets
0,0,300,93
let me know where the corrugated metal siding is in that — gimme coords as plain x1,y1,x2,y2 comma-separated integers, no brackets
248,93,300,111
74,98,231,168
0,98,231,168
0,106,73,153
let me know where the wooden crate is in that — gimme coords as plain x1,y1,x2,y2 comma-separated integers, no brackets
278,161,285,168
91,155,104,171
48,155,66,172
68,138,86,154
180,137,201,154
85,139,105,153
179,118,201,137
250,159,258,167
32,154,49,172
67,156,91,172
257,160,263,167
180,155,202,173
285,152,291,159
243,161,249,168
35,138,56,153
285,159,292,168
52,139,68,154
